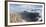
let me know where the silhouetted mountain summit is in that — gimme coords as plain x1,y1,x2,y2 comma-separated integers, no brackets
21,11,41,22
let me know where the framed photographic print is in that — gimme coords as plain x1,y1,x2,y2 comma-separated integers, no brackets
5,1,45,26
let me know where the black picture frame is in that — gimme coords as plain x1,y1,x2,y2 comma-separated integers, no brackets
5,1,45,26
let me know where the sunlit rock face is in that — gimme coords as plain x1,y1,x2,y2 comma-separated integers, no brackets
10,12,25,23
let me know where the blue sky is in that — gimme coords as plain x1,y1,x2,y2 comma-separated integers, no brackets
10,4,42,13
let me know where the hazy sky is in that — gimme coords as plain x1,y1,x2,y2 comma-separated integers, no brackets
10,4,42,13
